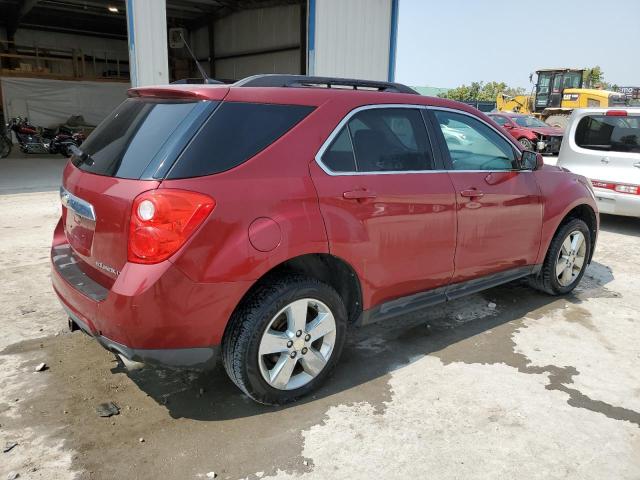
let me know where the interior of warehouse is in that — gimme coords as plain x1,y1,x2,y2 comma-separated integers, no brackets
0,0,397,132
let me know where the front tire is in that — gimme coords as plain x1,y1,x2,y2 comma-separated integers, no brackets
519,137,535,151
222,275,347,405
529,218,591,295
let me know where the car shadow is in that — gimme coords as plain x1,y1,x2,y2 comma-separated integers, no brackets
117,261,615,422
599,213,640,237
0,154,66,195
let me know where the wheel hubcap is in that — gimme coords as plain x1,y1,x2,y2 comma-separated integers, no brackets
258,298,337,391
556,230,587,287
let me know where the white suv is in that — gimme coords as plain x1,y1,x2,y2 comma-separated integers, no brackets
558,108,640,217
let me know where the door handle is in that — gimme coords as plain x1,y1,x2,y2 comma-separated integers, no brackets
343,189,377,200
601,157,610,164
460,189,484,198
633,162,640,169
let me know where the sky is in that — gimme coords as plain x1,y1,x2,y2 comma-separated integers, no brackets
395,0,640,89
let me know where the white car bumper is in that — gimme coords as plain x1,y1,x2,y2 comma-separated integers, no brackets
593,188,640,217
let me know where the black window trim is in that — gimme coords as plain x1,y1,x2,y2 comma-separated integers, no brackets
315,104,527,176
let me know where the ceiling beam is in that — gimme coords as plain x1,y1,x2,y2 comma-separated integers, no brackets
20,23,128,40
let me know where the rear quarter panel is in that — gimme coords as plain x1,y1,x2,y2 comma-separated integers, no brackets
161,104,335,284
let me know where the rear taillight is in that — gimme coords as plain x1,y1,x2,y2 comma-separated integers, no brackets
128,189,215,264
606,110,627,116
614,184,639,194
591,180,640,195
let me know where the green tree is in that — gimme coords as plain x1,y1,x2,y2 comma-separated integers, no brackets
583,66,604,88
439,81,526,101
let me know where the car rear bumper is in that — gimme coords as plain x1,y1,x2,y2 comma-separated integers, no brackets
65,306,219,369
593,188,640,217
51,240,252,370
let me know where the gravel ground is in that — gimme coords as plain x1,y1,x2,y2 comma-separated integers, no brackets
1,156,638,480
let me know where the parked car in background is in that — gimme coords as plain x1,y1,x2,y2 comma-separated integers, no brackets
52,75,598,405
557,108,640,217
488,112,564,154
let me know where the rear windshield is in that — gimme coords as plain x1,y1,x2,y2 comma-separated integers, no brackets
73,98,213,178
575,114,640,153
166,102,314,179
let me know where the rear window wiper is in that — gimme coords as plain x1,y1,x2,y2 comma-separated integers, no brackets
69,144,94,166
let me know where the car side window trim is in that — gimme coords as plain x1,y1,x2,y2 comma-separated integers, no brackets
315,104,528,176
315,104,440,176
426,106,529,172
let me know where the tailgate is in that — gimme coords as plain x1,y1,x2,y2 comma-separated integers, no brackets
62,162,159,286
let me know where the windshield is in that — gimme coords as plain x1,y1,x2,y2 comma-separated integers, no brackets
514,116,549,128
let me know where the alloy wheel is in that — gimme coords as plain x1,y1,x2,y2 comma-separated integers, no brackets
556,230,587,287
258,298,336,391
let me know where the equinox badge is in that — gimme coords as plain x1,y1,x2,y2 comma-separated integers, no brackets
95,261,120,276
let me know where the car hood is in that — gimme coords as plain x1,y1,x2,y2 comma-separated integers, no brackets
531,126,564,136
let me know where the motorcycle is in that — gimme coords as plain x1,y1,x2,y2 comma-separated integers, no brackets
47,125,86,157
7,117,85,157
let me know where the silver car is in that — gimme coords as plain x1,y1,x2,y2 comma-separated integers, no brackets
557,107,640,217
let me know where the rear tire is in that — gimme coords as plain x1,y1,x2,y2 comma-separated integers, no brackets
529,218,591,295
222,274,347,405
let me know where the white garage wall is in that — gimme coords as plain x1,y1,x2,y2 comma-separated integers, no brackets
313,0,392,81
201,4,302,81
1,77,129,128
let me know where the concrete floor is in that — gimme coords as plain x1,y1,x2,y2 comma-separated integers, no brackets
0,155,638,480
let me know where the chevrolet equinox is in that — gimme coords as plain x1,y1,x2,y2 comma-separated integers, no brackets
52,75,599,404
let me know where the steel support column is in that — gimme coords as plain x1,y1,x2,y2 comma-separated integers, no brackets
125,0,169,87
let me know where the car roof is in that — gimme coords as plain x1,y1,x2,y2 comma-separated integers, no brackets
570,107,640,114
128,81,482,115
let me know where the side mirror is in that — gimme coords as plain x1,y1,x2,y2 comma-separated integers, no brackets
522,150,544,170
503,123,513,129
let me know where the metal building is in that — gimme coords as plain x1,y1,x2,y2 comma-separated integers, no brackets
0,0,400,126
124,0,400,86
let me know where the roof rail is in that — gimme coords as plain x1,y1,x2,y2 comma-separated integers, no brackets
233,74,419,95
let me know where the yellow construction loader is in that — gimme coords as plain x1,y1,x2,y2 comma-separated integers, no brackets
496,68,627,128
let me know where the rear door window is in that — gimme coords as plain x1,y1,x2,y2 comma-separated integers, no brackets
575,114,640,153
320,108,434,173
167,102,314,179
74,98,212,179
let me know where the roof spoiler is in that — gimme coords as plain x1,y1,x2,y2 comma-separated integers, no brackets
233,74,419,95
171,78,224,85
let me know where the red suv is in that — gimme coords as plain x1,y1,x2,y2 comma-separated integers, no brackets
52,75,598,405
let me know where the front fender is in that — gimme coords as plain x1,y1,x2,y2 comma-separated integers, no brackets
534,170,598,265
516,129,538,141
